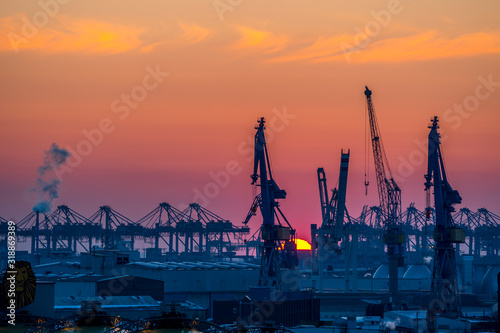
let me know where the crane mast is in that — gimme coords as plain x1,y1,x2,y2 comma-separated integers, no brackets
251,117,296,288
364,86,404,304
334,151,350,241
424,116,464,318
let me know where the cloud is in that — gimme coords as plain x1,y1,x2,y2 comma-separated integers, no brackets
141,22,212,52
140,41,165,53
269,34,353,63
0,15,215,54
332,30,500,63
268,30,500,64
231,26,288,54
0,14,145,54
179,22,212,44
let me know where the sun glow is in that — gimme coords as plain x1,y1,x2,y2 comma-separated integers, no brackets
295,238,311,251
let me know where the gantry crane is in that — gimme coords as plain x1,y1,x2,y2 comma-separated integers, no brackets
312,150,351,292
424,116,464,317
364,86,404,304
250,117,297,288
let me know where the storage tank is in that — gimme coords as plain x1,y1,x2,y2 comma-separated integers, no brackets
401,264,431,291
473,265,487,293
403,264,431,279
481,266,500,297
373,264,405,279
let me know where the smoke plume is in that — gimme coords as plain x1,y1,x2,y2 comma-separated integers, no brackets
32,143,70,213
383,317,400,330
384,320,397,330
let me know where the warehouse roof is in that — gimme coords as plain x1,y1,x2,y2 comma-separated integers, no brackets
127,261,260,271
54,295,158,309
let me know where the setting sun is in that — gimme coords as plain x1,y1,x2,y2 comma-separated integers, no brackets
295,238,312,251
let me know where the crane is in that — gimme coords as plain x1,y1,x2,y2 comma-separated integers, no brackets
316,167,340,252
250,117,297,288
364,86,404,304
312,150,351,292
318,151,350,243
424,116,464,317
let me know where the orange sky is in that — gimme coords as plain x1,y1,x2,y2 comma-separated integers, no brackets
1,0,499,241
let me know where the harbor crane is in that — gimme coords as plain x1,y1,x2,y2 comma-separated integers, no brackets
364,86,405,304
250,117,297,288
425,116,464,316
312,150,351,292
318,151,350,247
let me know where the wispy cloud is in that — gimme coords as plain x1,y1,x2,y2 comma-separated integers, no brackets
0,15,213,54
231,26,288,54
179,22,212,44
141,22,212,52
268,34,352,63
269,30,500,63
348,30,500,63
0,15,144,53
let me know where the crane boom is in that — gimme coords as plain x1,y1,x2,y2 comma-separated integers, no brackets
364,86,404,305
317,168,331,226
364,86,401,223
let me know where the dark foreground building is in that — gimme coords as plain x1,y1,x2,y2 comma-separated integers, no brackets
213,287,319,327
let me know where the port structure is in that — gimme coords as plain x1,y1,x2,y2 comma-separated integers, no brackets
16,206,101,262
364,86,404,305
425,116,464,316
312,150,352,292
15,202,250,261
89,205,139,250
249,117,297,288
10,203,500,269
17,210,50,259
180,203,249,258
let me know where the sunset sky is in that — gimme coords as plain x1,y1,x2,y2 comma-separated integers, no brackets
1,0,499,241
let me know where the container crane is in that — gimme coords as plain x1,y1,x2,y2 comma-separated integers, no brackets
250,117,297,288
364,86,404,304
424,116,464,316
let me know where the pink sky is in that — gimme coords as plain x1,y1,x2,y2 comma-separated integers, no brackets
1,1,499,241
